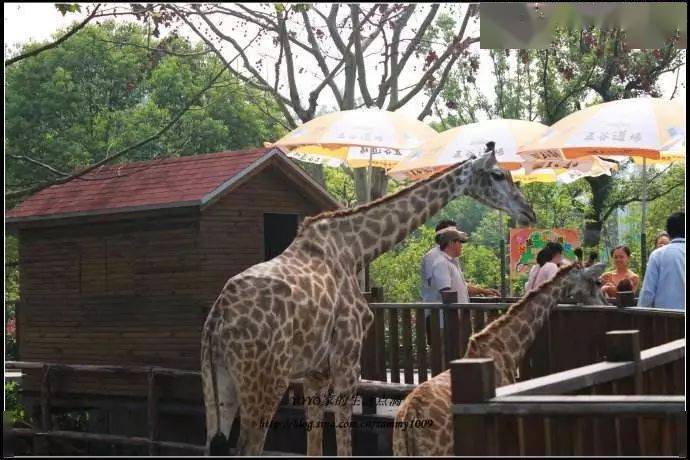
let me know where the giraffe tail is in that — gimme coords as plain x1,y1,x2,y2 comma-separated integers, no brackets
203,321,231,456
392,395,418,456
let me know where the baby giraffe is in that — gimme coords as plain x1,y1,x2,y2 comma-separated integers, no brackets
392,262,607,456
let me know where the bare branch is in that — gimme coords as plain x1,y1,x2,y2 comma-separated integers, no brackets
392,36,478,111
7,155,70,177
434,101,450,130
172,5,297,127
601,180,685,222
326,4,349,54
302,9,343,106
670,64,682,100
277,12,306,119
5,4,102,66
390,4,479,110
351,4,374,107
385,5,417,106
396,4,440,72
95,38,212,57
418,50,462,120
377,26,391,108
203,5,318,58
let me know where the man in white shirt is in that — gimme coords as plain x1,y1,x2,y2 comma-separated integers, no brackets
420,221,501,301
420,220,457,302
430,228,472,304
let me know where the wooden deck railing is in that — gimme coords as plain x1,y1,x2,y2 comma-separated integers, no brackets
360,300,684,385
450,331,686,456
5,360,413,455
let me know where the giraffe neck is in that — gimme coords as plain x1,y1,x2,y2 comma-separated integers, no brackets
468,274,569,371
298,161,473,271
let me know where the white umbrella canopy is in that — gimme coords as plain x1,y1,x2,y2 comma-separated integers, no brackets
630,135,685,165
517,97,686,161
514,156,619,184
388,119,549,180
386,118,618,183
265,109,440,169
517,97,686,271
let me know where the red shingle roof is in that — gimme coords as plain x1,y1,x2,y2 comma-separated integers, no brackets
7,147,281,221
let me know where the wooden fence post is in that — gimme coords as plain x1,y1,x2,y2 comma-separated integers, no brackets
370,287,384,303
40,365,52,432
451,358,496,456
606,330,643,455
606,330,642,393
147,370,159,455
442,291,460,370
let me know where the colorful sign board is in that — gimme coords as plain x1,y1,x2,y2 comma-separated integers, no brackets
509,228,581,284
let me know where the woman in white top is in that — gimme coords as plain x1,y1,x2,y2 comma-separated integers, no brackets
525,242,564,292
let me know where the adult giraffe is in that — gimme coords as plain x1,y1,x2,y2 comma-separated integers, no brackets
392,262,608,456
201,148,537,456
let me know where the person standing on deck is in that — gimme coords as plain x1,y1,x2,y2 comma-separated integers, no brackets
638,212,685,310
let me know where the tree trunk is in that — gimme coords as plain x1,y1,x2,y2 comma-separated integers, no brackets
584,174,614,247
296,160,325,187
353,167,389,203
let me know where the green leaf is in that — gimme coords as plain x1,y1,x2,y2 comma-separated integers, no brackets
55,3,81,16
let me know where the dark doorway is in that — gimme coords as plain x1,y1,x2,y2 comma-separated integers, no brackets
264,213,299,261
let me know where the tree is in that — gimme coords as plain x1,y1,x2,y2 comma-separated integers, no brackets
434,26,685,247
150,3,481,202
5,21,286,204
5,4,107,67
371,226,435,302
539,28,685,246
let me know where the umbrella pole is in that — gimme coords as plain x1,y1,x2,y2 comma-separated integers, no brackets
499,210,507,298
640,157,648,275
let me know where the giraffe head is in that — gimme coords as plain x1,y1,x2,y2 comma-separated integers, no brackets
464,148,536,226
558,262,608,305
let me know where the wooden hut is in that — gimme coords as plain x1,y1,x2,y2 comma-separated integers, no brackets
6,147,339,399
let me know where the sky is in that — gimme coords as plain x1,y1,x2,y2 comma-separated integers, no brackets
4,2,686,123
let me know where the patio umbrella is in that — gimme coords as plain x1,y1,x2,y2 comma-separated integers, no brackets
518,97,686,271
387,119,618,296
517,98,685,162
265,109,439,292
387,119,549,181
630,136,685,165
265,109,439,200
512,156,619,184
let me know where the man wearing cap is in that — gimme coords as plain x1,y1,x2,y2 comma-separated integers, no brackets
420,220,457,302
430,227,473,304
424,226,500,343
420,221,501,302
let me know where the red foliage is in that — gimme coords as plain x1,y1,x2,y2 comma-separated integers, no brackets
6,317,16,337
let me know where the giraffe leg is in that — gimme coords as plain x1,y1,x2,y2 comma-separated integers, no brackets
302,374,329,456
330,365,359,456
235,370,290,456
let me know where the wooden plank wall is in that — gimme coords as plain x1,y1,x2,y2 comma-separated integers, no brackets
520,307,685,380
18,164,328,399
198,164,323,305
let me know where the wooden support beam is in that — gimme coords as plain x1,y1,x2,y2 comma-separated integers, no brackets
147,370,159,455
442,291,460,369
450,358,496,456
606,330,642,393
40,365,52,431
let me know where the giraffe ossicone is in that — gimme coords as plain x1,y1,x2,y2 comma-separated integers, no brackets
392,262,608,456
200,149,537,456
